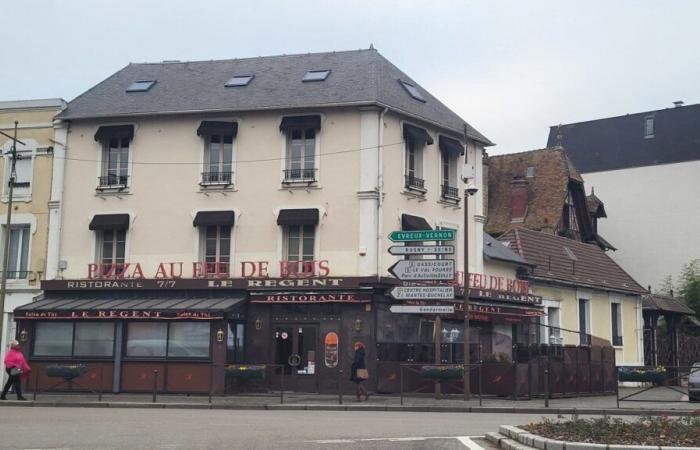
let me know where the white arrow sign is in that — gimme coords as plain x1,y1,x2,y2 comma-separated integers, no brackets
389,286,455,300
388,245,455,256
389,305,455,314
388,259,455,281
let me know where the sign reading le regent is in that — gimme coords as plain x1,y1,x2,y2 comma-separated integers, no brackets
388,229,455,242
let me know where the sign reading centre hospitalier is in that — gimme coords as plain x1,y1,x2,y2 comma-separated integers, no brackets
389,285,455,300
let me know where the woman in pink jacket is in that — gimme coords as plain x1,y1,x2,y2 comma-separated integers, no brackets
2,340,30,400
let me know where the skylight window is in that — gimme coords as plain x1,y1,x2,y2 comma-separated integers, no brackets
302,70,330,82
562,246,578,261
126,80,156,92
399,80,426,103
526,166,536,178
225,75,254,87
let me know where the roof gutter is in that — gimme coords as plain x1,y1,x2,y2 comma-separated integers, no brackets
527,275,647,296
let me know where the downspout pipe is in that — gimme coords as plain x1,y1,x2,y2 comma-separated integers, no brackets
376,107,388,282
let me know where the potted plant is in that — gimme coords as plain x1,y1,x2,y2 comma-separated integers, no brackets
225,364,266,380
419,365,464,380
46,364,88,381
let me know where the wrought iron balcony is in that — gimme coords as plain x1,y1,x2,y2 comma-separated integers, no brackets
97,174,128,189
441,184,460,200
612,335,623,346
200,171,233,185
404,175,425,190
4,270,28,280
283,168,317,183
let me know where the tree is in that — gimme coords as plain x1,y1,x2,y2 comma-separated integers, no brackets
679,259,700,319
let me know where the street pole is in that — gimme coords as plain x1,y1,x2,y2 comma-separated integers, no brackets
0,121,21,346
462,124,473,401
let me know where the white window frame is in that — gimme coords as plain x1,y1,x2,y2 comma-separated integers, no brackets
274,207,323,277
403,135,425,191
610,295,623,348
95,228,128,276
278,114,322,187
1,138,36,202
95,124,135,193
576,290,592,345
644,115,655,138
198,225,232,276
1,224,31,281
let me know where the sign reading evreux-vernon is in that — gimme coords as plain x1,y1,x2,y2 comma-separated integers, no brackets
388,229,455,242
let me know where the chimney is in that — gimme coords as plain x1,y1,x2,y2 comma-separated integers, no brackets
510,178,529,223
673,101,684,108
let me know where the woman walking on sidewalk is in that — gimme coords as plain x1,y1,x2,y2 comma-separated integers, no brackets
2,340,30,400
350,341,369,402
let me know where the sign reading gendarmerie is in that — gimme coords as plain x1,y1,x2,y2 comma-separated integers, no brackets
388,230,455,242
389,305,455,314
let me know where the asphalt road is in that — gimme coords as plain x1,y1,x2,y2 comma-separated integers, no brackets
0,407,539,450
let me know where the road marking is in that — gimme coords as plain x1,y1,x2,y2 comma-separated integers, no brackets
458,436,486,450
308,435,484,444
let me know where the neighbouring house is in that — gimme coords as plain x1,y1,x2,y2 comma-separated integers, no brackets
0,98,66,379
547,101,700,289
15,48,535,396
498,228,647,366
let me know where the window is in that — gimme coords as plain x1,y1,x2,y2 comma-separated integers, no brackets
201,225,231,276
547,307,561,344
99,138,129,188
202,135,233,184
225,75,254,87
578,298,591,345
404,136,424,190
4,225,30,279
560,191,579,237
611,302,623,346
227,322,245,363
33,322,115,357
398,80,426,102
126,80,156,92
302,70,330,82
126,322,211,359
440,150,458,199
98,229,126,275
283,224,315,274
644,116,654,138
4,152,32,198
284,128,316,182
526,166,536,178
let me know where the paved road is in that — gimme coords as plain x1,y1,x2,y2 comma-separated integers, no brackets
0,407,535,449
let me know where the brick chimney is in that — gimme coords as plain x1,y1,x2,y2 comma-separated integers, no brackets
510,178,529,223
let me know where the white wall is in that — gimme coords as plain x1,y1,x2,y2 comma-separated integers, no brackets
583,160,700,290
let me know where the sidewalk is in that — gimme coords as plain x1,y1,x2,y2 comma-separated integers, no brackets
1,388,698,416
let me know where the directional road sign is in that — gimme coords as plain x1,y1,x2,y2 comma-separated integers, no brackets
388,229,455,242
388,245,454,256
388,259,455,281
389,305,455,314
389,285,455,300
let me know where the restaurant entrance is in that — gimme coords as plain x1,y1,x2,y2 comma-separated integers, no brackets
272,324,318,392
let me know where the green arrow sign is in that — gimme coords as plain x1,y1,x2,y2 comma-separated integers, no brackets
388,229,455,242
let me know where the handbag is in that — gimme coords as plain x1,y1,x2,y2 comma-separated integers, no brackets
356,368,369,380
9,367,22,377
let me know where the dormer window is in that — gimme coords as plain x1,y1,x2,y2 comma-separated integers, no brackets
398,80,426,102
302,70,330,82
126,80,156,92
644,116,654,138
225,75,254,87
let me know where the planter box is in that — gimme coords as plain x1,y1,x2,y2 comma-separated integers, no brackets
226,365,266,380
46,364,88,380
420,365,463,380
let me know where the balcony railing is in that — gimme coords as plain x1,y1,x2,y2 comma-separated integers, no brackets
404,174,425,191
283,168,317,183
612,335,623,346
97,174,128,189
441,184,460,200
4,270,29,280
201,171,233,185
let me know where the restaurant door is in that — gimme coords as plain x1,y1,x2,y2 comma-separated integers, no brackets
272,324,318,392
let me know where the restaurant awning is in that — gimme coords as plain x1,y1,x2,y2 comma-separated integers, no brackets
279,115,321,132
277,208,319,226
196,121,238,137
193,210,235,227
401,213,431,231
439,135,464,156
94,125,134,142
89,214,130,230
15,291,247,320
403,123,434,146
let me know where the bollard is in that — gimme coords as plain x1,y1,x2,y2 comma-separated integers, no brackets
478,364,483,406
338,369,343,405
99,365,104,402
544,368,550,408
615,370,620,408
152,369,159,403
280,366,284,404
400,366,404,406
208,365,213,404
33,370,39,401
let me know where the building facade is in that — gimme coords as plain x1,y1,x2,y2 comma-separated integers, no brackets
0,98,65,377
547,102,700,289
15,50,551,395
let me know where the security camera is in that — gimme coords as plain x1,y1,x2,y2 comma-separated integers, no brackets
465,183,478,196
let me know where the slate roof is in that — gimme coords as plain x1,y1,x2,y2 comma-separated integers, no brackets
498,228,645,294
57,49,491,144
483,233,533,266
547,103,700,173
485,148,582,236
642,294,694,316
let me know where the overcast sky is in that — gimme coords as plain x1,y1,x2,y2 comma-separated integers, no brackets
2,0,699,154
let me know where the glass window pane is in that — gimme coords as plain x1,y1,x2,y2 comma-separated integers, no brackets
168,322,210,358
209,138,220,172
74,322,115,356
126,322,167,357
34,322,73,356
7,227,20,273
19,227,29,272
